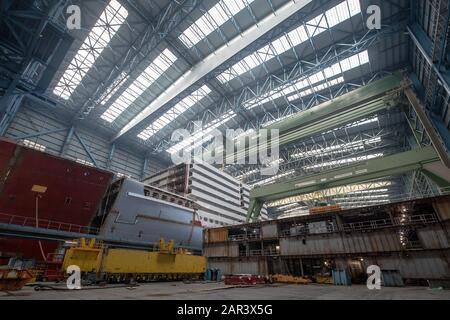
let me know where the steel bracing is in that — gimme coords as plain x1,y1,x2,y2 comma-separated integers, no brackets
246,146,446,221
2,0,450,218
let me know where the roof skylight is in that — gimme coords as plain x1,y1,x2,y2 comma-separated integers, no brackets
167,110,236,154
333,194,391,201
138,85,212,140
324,116,379,134
268,181,392,207
304,153,384,170
101,49,177,123
250,170,296,187
98,72,129,105
217,0,361,83
179,0,255,48
53,0,128,100
291,137,382,160
243,50,369,109
337,199,390,206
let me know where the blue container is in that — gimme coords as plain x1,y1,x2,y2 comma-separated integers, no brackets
332,270,352,286
216,269,222,282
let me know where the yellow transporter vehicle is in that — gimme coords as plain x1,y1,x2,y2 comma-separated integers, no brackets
62,238,206,283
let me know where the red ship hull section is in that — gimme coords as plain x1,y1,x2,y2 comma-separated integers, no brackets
0,138,113,261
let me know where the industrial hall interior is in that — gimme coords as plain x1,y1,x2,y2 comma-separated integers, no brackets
1,0,450,300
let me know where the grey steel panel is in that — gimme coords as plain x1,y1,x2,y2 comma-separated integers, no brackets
378,254,449,279
418,227,450,249
204,244,239,258
99,179,202,250
262,224,278,238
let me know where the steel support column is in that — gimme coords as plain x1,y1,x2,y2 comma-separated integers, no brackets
0,95,23,136
106,143,116,169
141,156,149,181
73,131,99,168
59,126,74,156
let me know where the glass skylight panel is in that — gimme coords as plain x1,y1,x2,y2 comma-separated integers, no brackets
287,26,309,47
137,85,211,141
101,49,177,122
217,0,361,84
322,116,379,135
306,14,328,37
99,72,129,105
347,0,362,16
290,137,381,159
251,170,295,187
333,194,390,201
53,0,128,100
326,1,350,28
304,153,384,170
244,50,369,109
347,189,390,195
271,36,291,55
287,76,345,102
179,0,255,48
167,110,236,154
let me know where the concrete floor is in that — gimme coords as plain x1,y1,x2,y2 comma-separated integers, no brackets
1,282,450,300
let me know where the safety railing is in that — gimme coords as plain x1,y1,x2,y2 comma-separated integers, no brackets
278,214,438,237
228,233,261,241
0,212,100,235
343,214,438,232
280,224,336,237
239,248,279,257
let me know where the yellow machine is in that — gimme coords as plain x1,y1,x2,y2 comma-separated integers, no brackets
62,238,206,282
271,274,312,285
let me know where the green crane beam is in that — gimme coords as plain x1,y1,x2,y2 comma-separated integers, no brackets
226,73,404,164
247,146,442,221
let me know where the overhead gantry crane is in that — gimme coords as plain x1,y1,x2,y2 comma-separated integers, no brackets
245,72,450,222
